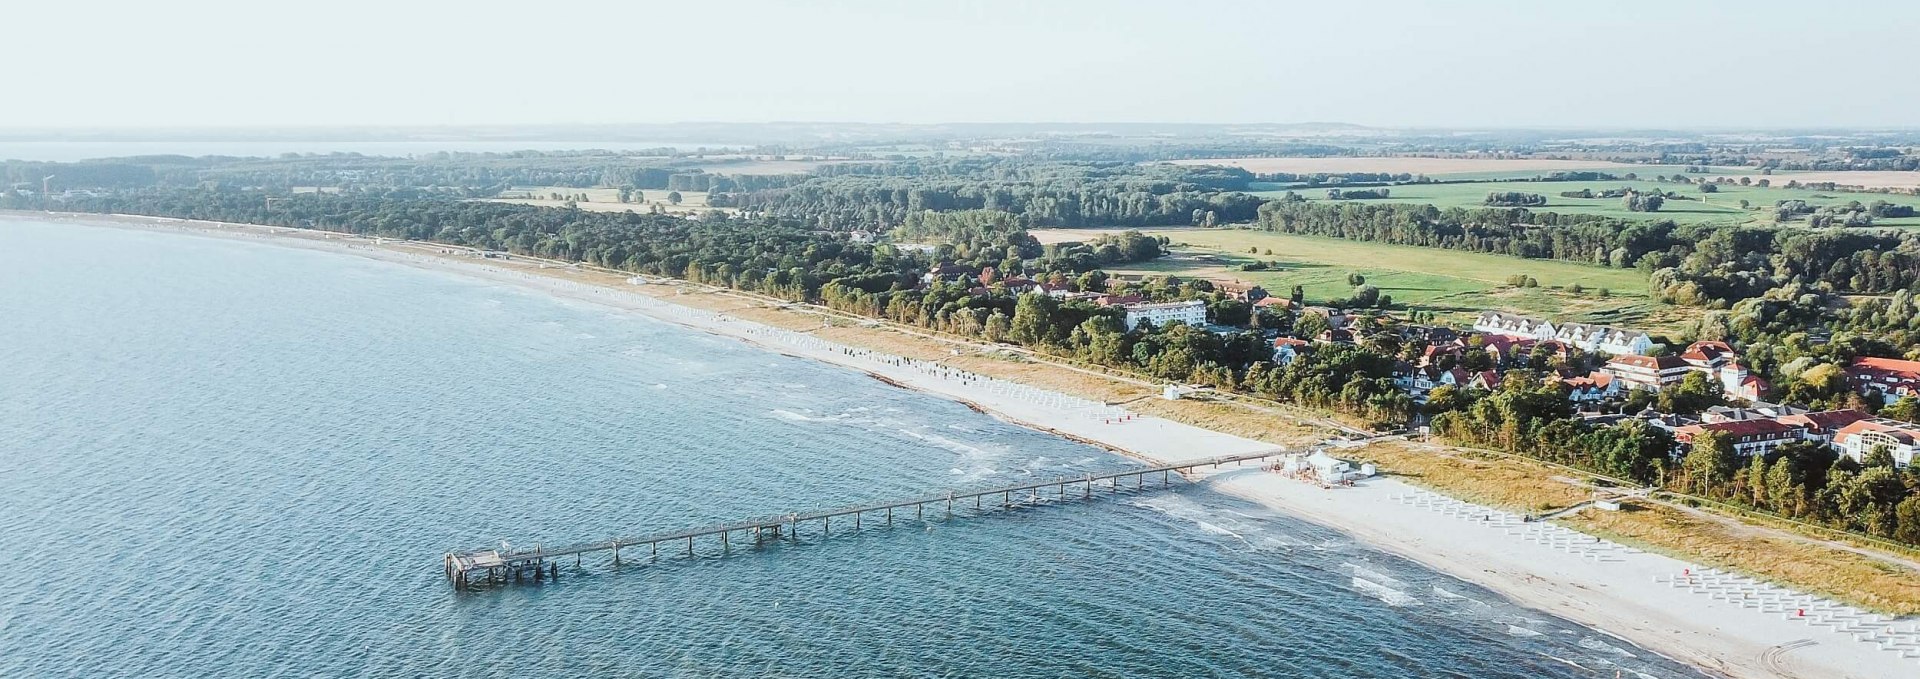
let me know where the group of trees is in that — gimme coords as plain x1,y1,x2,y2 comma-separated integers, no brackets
1686,436,1920,544
1483,191,1546,207
707,166,1264,230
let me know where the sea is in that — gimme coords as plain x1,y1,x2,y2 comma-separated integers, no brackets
0,218,1701,678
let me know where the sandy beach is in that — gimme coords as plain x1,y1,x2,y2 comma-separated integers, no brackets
10,211,1918,679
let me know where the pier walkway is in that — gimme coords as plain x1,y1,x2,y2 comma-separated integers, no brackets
445,448,1289,589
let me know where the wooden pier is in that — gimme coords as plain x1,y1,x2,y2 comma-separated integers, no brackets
444,448,1289,589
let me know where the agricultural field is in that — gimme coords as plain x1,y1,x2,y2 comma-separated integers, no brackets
1031,227,1696,335
1255,179,1920,227
479,186,728,216
1168,156,1638,176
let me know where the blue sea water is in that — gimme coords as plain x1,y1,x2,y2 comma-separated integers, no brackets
0,219,1700,678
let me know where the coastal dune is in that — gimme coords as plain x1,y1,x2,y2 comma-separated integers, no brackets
15,212,1917,679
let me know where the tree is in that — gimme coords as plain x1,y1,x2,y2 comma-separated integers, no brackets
1865,445,1897,469
667,191,683,205
1684,430,1739,494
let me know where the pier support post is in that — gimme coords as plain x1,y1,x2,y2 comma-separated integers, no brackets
722,530,730,553
687,536,694,556
916,503,922,520
947,492,953,519
613,541,621,566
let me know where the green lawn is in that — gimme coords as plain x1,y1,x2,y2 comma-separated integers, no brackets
1099,228,1697,335
1252,179,1920,228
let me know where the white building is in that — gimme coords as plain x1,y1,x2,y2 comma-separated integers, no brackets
1472,312,1656,355
1122,300,1207,329
1603,355,1692,391
1833,418,1920,468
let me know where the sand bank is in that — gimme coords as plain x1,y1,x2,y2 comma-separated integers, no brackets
11,211,1917,679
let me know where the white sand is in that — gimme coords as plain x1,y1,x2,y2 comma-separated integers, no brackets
16,211,1920,679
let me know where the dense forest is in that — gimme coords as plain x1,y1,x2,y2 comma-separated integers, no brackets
709,159,1263,229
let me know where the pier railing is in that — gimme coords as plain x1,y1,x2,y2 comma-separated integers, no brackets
444,448,1288,589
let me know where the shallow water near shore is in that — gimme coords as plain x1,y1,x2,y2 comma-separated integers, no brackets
0,219,1700,678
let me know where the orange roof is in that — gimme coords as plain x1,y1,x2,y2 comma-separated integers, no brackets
1674,419,1802,441
1834,418,1920,445
1777,409,1871,433
1850,356,1920,379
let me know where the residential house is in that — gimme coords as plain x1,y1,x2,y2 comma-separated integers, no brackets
1208,280,1267,302
920,264,973,285
1271,337,1311,366
1252,297,1294,312
1559,372,1620,403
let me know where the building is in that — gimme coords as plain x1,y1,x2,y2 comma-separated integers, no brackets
1473,312,1656,355
1832,418,1920,468
1473,312,1556,340
920,264,973,285
1678,341,1771,401
1556,323,1656,356
1207,280,1267,302
1272,337,1311,365
1604,355,1693,391
1671,419,1806,458
1846,356,1920,404
1559,372,1619,403
1121,300,1207,329
1776,409,1875,444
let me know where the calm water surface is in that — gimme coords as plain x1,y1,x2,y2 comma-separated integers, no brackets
0,220,1699,678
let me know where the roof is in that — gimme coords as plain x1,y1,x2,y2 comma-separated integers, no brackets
1252,297,1292,308
1777,409,1872,433
1673,418,1803,441
1273,337,1311,348
1834,418,1920,446
1681,340,1736,363
1849,356,1920,379
1121,300,1206,311
1608,355,1688,371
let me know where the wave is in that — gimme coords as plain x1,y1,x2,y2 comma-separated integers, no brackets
1344,563,1409,590
1576,636,1637,658
1352,577,1421,607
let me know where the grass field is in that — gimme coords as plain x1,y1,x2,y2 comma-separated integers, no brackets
1034,226,1696,334
1256,179,1920,227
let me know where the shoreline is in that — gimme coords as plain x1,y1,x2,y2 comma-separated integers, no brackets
10,211,1916,679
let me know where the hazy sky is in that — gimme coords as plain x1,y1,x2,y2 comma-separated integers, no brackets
8,0,1916,129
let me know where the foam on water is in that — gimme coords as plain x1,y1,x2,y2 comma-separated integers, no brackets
0,220,1704,679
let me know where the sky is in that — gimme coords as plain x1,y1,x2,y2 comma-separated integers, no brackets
7,0,1917,130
